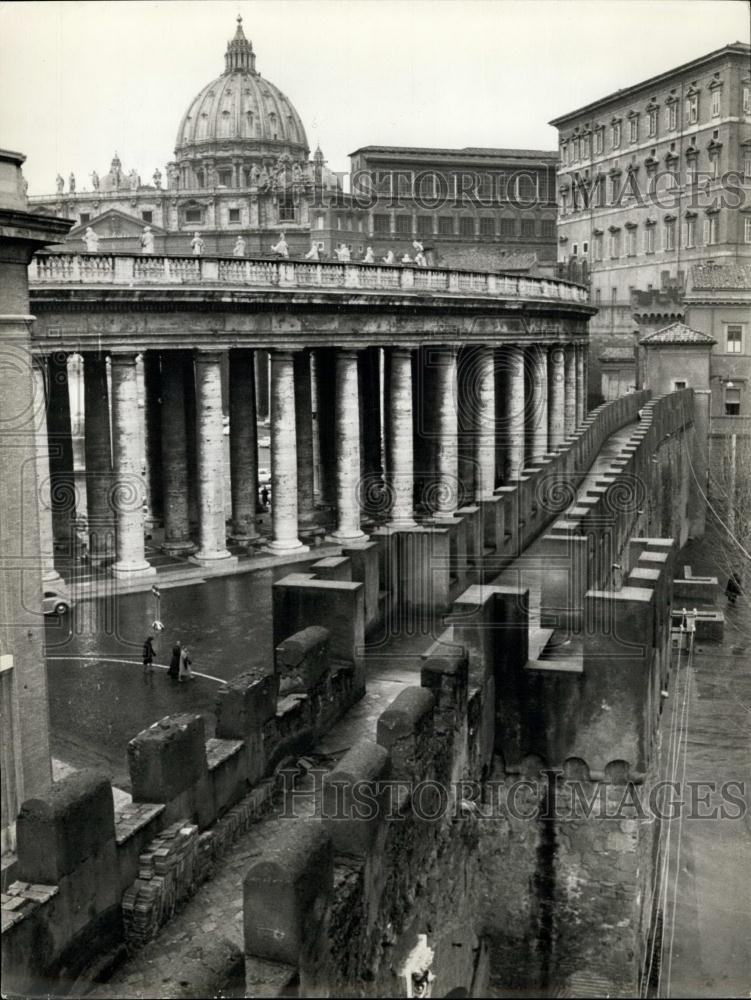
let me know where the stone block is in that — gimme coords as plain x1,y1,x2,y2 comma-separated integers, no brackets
421,652,468,713
244,821,333,966
215,668,280,739
16,769,115,884
275,626,331,694
322,739,390,856
128,713,208,804
377,686,435,782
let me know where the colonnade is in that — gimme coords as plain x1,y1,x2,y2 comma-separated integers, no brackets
34,340,589,577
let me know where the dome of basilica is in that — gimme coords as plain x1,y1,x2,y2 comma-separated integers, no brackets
174,17,309,161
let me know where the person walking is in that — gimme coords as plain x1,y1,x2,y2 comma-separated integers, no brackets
142,635,156,675
168,641,181,680
179,645,194,682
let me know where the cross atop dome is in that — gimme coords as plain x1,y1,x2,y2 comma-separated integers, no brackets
225,14,256,74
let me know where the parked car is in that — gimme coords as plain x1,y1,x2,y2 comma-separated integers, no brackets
42,590,73,616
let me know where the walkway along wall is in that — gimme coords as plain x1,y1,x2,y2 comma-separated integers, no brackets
1,389,697,996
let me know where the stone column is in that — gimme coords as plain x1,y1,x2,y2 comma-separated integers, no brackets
183,353,199,526
387,347,416,527
47,352,77,545
359,347,383,488
529,346,549,461
564,344,577,437
83,353,115,561
470,346,496,500
143,352,163,526
194,351,232,562
110,354,154,578
506,345,526,480
294,351,316,525
434,346,459,515
548,345,566,450
228,349,260,544
577,343,587,424
268,351,307,552
255,349,270,423
494,348,507,487
333,349,366,540
32,360,62,585
314,347,337,509
160,351,194,554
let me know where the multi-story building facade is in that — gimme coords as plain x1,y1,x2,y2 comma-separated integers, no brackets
341,145,558,272
550,42,751,403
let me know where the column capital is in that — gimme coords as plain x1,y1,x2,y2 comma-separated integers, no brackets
194,348,225,364
110,351,138,366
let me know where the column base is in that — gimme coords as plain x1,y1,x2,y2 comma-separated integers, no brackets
42,567,64,587
189,550,237,566
112,560,156,580
328,528,367,543
229,532,261,548
386,516,417,530
264,539,310,555
162,539,197,556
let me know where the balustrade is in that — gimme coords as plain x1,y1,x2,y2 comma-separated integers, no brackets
28,251,588,303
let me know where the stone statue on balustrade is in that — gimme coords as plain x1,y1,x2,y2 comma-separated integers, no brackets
363,246,375,263
140,226,155,254
270,232,289,258
412,240,427,266
334,243,351,262
233,236,246,257
166,163,179,190
82,227,99,253
191,232,205,256
68,173,76,194
383,249,395,265
304,243,320,261
128,169,139,192
152,168,162,190
258,165,270,191
56,174,64,194
91,170,100,191
292,162,303,185
250,164,261,187
401,253,413,264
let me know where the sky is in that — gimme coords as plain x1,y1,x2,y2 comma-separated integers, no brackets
1,0,749,196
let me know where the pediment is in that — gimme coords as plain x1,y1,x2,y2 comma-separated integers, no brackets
68,208,167,239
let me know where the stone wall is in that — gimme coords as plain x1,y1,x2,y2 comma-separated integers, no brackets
1,620,360,994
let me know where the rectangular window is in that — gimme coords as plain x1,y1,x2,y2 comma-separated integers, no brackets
630,117,638,143
79,213,90,225
673,380,687,390
582,240,589,254
667,102,678,130
704,215,718,244
593,233,603,259
744,83,751,115
582,135,590,158
744,155,751,180
521,218,535,238
645,226,656,253
141,210,153,224
648,110,658,137
609,231,620,257
745,216,751,244
499,217,516,237
561,143,568,165
594,288,602,305
459,216,475,237
612,122,621,149
278,197,295,222
627,228,637,255
573,137,581,161
417,215,433,235
595,128,604,155
664,220,675,251
540,218,555,238
686,94,698,124
373,213,389,234
479,217,495,236
185,208,202,223
725,387,741,415
395,215,412,235
711,89,721,117
438,216,454,235
685,218,695,247
572,243,578,256
726,325,743,353
228,208,240,223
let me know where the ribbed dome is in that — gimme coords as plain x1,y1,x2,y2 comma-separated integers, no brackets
174,17,308,158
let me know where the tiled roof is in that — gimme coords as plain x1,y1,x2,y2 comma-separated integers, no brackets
691,263,751,290
639,322,716,346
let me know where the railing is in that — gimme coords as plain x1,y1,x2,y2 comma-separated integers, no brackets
28,252,591,304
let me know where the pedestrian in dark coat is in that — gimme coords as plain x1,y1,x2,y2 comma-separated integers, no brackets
142,636,156,674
